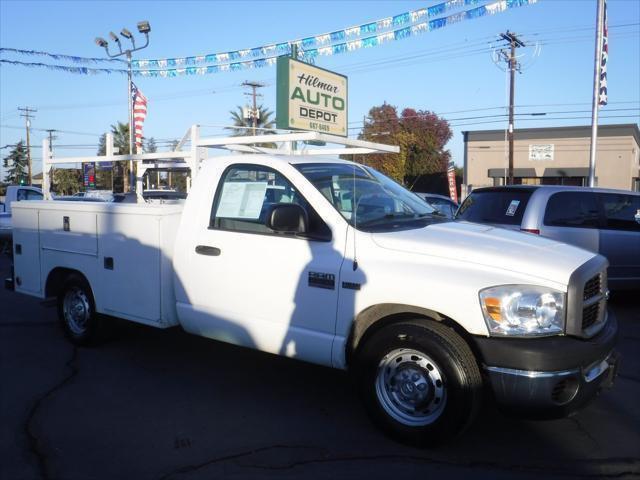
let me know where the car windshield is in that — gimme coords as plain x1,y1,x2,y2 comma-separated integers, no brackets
295,162,440,232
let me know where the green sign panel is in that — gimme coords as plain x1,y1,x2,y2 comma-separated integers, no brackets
276,57,348,137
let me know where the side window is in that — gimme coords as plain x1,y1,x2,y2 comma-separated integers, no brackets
17,189,27,201
26,190,43,200
600,193,640,231
210,164,330,240
543,192,600,228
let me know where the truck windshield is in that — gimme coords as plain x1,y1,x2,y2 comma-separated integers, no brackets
295,163,440,232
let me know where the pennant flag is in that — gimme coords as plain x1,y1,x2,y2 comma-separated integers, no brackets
598,0,608,107
131,83,147,153
447,161,458,204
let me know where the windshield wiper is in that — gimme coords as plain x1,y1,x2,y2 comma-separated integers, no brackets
358,213,433,227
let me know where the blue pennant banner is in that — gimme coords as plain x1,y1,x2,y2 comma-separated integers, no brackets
0,0,537,77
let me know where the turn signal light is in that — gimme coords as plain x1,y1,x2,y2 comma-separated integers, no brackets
484,297,501,321
521,228,540,234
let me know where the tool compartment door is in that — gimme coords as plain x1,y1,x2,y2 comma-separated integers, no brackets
12,206,42,296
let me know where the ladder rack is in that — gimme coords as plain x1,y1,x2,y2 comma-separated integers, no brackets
41,125,399,200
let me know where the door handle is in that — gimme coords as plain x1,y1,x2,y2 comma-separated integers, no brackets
195,245,221,256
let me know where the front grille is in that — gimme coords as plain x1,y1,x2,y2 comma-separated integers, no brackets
582,302,600,330
583,274,601,301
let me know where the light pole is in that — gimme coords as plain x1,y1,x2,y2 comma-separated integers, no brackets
95,21,150,192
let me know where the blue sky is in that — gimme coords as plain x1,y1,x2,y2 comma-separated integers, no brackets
1,0,639,178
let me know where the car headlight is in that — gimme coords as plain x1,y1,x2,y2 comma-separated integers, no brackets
479,285,565,337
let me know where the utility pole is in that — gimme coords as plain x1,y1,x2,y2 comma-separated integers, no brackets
18,107,37,185
242,81,265,135
498,31,525,185
45,129,57,189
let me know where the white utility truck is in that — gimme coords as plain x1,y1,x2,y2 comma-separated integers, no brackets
9,130,618,445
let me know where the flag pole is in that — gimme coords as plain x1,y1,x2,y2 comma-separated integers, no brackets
588,0,605,187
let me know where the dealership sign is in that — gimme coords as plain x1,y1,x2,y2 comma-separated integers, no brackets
277,57,348,136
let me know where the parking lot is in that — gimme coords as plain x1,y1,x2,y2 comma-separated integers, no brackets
1,255,639,480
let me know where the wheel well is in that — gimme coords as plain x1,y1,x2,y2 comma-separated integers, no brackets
345,304,481,368
45,268,89,299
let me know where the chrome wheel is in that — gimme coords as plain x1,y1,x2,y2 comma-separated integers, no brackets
62,287,91,336
375,348,447,427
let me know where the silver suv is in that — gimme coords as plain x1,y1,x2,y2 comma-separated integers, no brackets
455,185,640,291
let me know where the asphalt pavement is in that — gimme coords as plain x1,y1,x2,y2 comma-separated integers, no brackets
1,255,639,480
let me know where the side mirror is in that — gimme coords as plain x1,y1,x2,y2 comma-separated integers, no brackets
266,203,308,234
635,209,640,225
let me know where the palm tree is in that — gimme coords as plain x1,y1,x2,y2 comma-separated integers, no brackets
97,122,131,192
229,105,275,135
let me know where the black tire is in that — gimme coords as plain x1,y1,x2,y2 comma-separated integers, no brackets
57,274,104,346
354,320,482,446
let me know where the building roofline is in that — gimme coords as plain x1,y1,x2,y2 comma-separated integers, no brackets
462,123,640,146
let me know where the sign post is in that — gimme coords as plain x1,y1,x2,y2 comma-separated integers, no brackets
276,57,348,137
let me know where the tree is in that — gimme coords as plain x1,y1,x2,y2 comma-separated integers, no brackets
53,168,82,195
145,137,157,153
97,122,131,192
3,141,28,184
400,108,452,180
358,104,406,183
229,105,275,135
359,103,452,185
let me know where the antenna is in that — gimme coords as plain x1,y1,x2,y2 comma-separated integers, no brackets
352,163,358,271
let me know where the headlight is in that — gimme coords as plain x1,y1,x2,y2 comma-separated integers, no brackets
479,285,565,336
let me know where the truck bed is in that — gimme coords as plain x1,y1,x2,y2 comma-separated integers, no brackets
12,201,183,328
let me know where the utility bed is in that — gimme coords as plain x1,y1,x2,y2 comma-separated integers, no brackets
12,201,183,327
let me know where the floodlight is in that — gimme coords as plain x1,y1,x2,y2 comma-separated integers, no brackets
95,37,108,48
109,31,120,43
120,28,133,39
137,21,151,34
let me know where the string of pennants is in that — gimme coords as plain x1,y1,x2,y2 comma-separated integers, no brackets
0,48,125,64
0,0,537,77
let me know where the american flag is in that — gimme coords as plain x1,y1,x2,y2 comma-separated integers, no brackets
598,0,608,107
131,83,147,153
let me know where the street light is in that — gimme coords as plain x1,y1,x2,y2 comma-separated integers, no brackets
95,21,151,192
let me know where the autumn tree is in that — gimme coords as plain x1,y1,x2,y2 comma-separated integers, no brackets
359,104,452,185
400,108,452,178
359,104,406,182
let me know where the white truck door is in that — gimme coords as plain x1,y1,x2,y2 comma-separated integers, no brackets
178,163,345,367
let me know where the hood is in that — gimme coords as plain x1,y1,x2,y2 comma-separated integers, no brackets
371,221,595,285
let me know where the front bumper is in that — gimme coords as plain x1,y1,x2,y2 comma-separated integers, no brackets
474,310,619,415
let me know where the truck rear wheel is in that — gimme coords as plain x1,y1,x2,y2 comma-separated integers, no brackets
57,274,104,346
354,320,482,446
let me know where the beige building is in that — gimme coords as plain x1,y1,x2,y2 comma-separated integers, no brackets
462,124,640,194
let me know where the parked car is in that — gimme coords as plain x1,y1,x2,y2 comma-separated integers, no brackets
0,185,43,214
413,192,458,219
0,186,43,243
455,185,640,290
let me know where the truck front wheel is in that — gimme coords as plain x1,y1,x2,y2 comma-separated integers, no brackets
57,274,104,346
354,320,482,446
